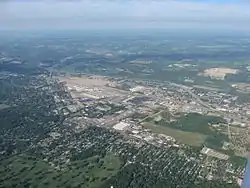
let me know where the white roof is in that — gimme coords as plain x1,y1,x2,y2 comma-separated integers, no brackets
113,122,130,130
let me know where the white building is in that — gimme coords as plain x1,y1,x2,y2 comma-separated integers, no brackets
113,122,130,131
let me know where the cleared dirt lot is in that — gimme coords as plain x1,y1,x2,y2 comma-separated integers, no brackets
201,68,239,80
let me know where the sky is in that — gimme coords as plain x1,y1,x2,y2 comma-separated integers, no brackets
1,0,250,30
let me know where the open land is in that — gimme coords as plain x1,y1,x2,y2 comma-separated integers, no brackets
0,103,10,110
232,83,250,93
201,68,239,80
142,122,207,146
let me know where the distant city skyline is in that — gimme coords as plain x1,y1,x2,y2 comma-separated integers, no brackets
1,0,250,30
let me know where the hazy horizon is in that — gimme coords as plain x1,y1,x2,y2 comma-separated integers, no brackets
1,0,250,31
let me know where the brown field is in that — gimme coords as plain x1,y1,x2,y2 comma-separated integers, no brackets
201,68,239,80
142,122,207,146
232,83,250,93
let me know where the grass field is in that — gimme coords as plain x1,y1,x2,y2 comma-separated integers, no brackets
0,103,10,110
0,153,123,188
142,122,207,146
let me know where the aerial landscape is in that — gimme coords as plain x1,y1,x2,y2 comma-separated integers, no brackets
1,1,250,188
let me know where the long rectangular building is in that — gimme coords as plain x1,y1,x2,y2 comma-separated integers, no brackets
201,147,229,160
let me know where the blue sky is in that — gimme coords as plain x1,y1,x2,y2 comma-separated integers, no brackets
1,0,250,30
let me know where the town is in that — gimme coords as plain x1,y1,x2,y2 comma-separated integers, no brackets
1,29,250,188
1,71,247,187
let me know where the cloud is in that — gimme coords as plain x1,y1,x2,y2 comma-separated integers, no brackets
1,0,250,30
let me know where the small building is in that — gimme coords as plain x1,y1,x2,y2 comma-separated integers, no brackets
130,86,145,93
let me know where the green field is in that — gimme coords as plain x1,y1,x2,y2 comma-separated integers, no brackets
167,113,225,135
142,112,229,148
0,153,123,188
142,122,207,146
